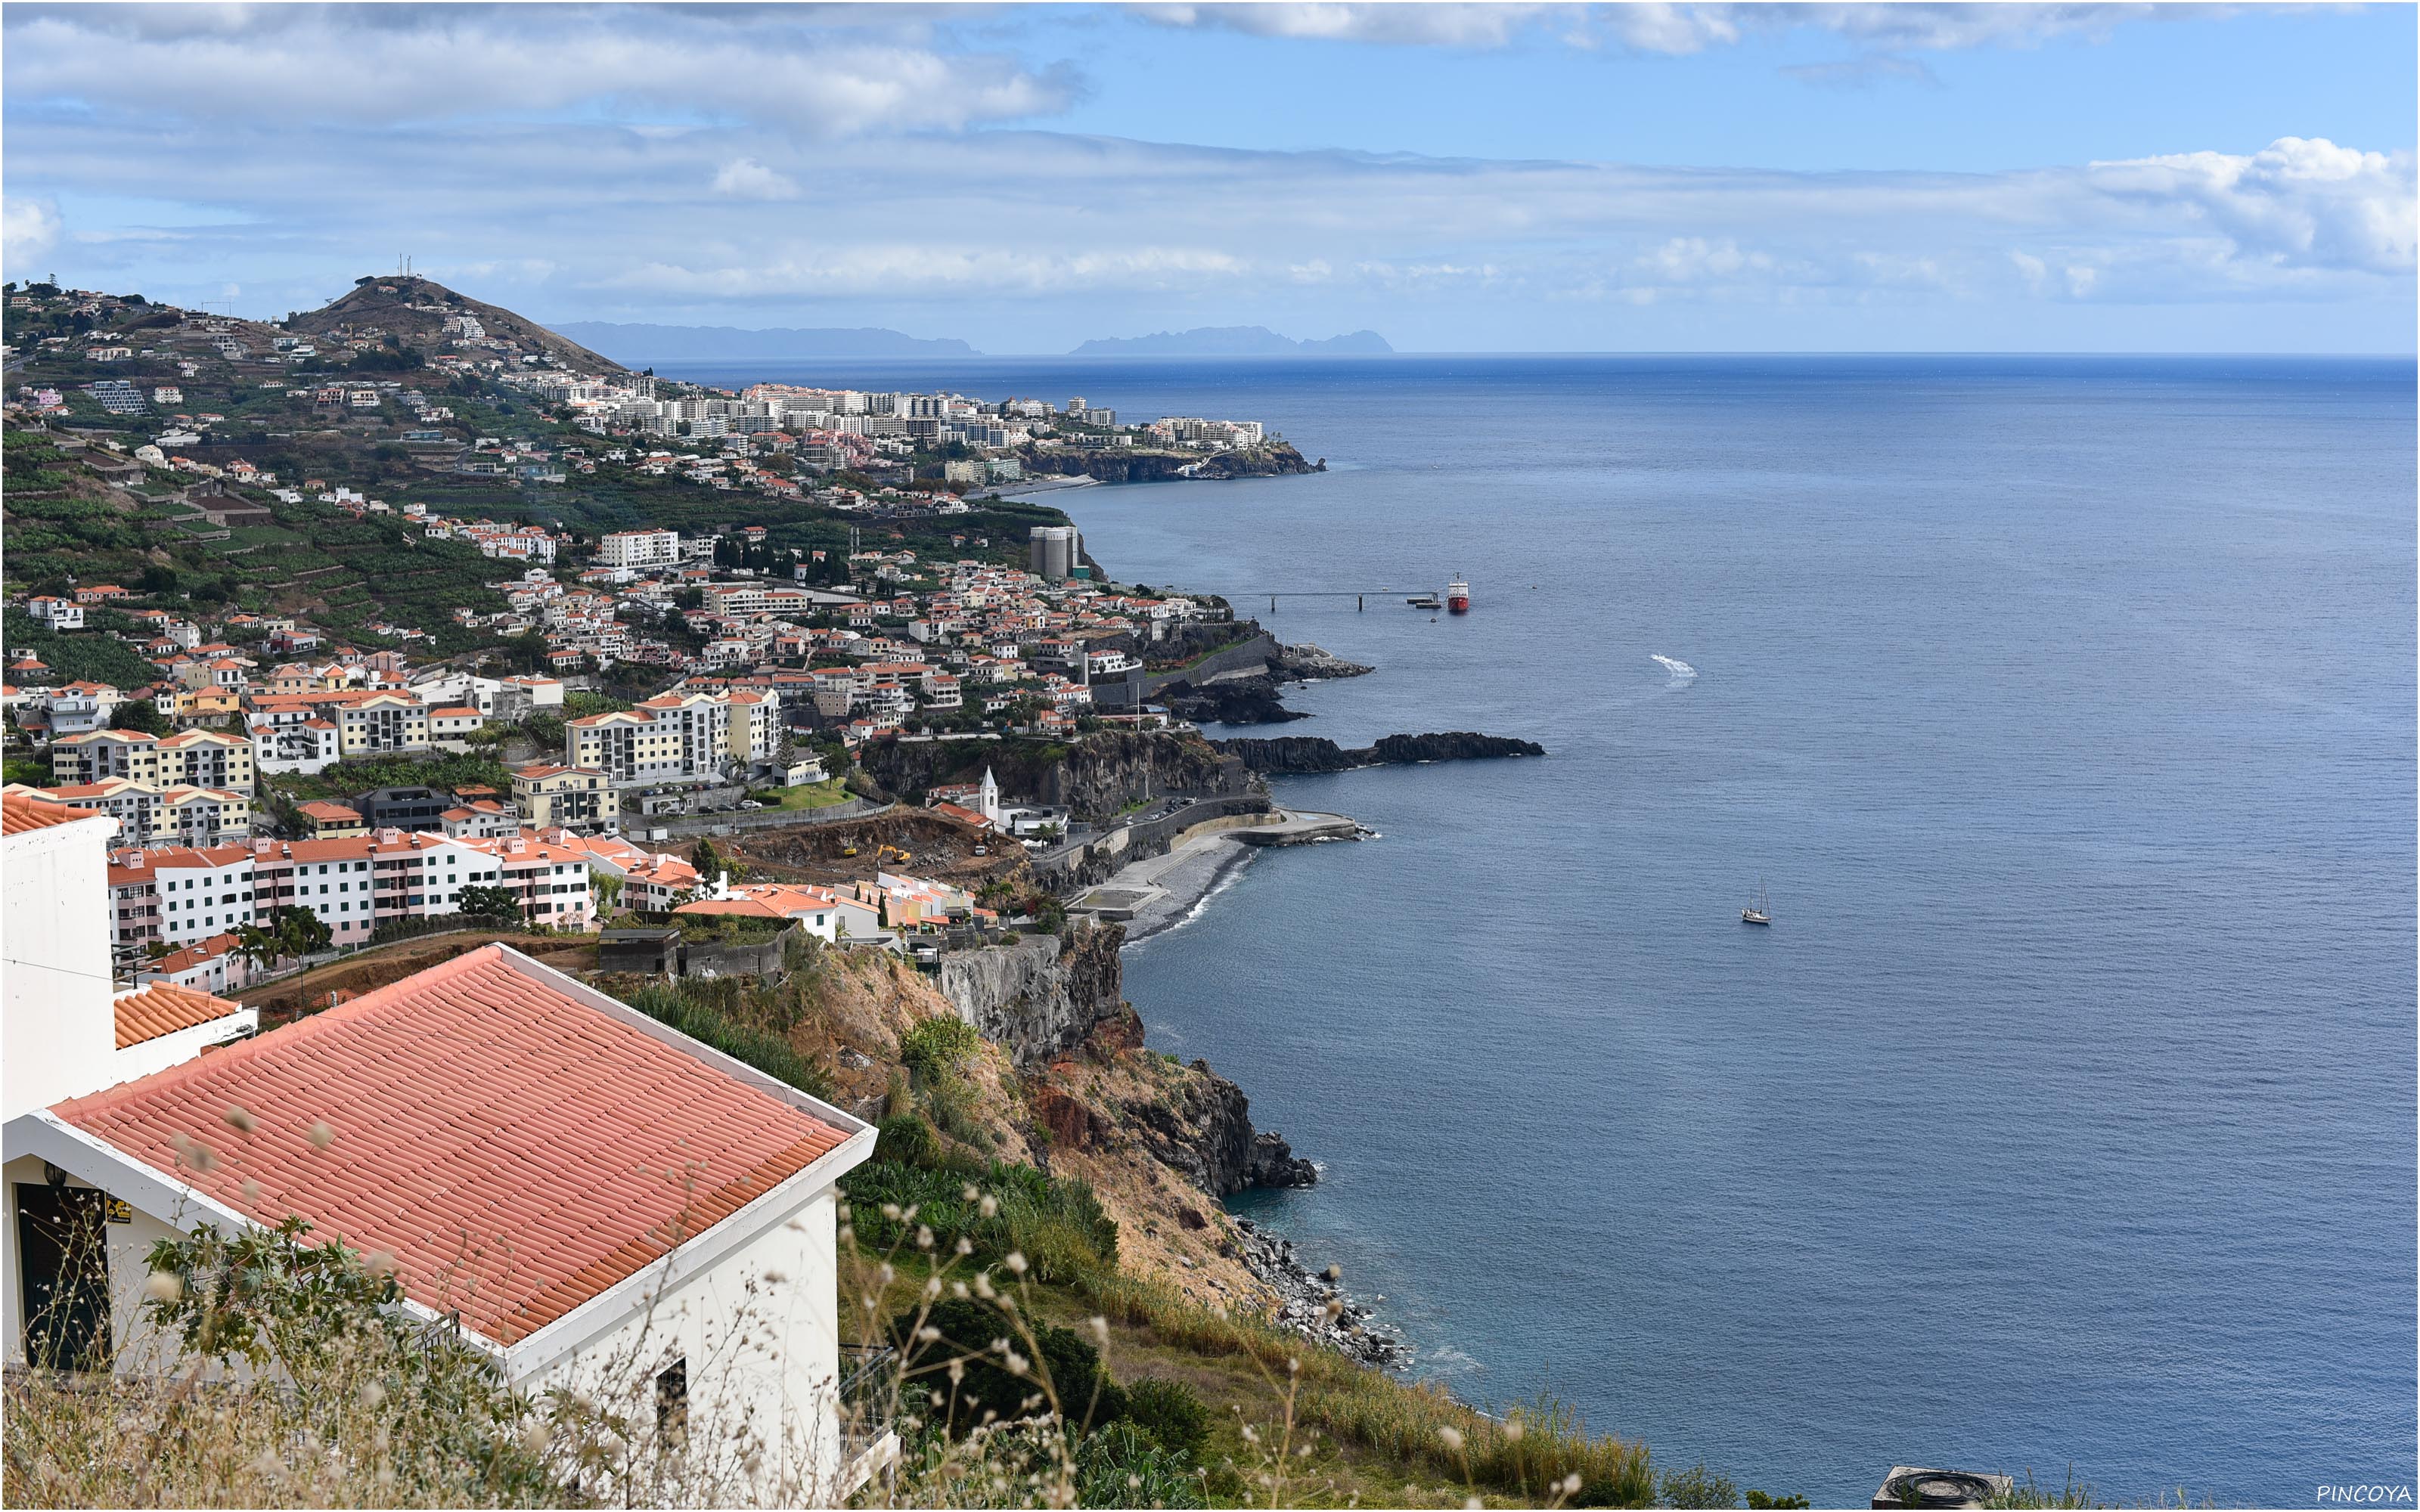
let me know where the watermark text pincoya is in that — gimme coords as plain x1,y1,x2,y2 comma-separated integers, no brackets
2316,1486,2413,1504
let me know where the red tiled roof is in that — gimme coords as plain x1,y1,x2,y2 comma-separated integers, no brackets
2,790,104,836
114,981,247,1049
53,945,852,1346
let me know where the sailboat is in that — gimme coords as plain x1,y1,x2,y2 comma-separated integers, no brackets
1741,881,1773,927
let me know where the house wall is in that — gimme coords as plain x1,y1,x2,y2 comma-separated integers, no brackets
520,1188,849,1498
0,1154,194,1377
4,814,119,1122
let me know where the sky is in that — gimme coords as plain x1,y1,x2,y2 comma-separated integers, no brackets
2,2,2413,353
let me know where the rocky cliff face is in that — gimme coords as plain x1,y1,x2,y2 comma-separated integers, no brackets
935,924,1128,1067
1022,442,1317,485
930,924,1317,1197
863,730,1250,824
1215,730,1547,773
1153,636,1369,726
1115,1058,1319,1198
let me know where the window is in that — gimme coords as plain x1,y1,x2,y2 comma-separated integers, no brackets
654,1359,687,1448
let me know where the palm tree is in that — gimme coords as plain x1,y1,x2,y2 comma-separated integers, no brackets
233,923,280,975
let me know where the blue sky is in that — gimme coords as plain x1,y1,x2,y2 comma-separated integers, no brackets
3,4,2412,352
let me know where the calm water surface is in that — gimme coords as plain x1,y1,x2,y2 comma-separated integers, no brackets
672,355,2418,1505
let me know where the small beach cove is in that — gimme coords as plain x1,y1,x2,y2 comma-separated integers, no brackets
1077,808,1364,944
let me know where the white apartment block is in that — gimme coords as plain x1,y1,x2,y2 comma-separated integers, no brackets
566,691,778,785
596,528,681,570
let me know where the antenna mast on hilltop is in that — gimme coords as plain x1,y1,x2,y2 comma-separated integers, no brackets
396,253,414,277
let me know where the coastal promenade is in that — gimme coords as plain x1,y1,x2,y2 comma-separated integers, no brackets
1073,808,1362,940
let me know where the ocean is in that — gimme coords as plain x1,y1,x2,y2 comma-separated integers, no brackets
662,355,2418,1505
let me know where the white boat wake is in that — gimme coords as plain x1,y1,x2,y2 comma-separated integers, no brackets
1651,654,1699,683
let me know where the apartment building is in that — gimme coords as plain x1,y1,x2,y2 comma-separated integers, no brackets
595,528,681,570
334,692,431,756
18,780,250,849
48,729,256,796
565,690,777,785
511,763,620,833
107,844,259,961
250,716,342,775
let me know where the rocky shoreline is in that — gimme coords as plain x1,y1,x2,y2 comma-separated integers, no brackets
1215,730,1547,773
1232,1216,1412,1369
1156,639,1373,725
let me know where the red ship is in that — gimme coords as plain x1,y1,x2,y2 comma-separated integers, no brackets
1447,576,1470,614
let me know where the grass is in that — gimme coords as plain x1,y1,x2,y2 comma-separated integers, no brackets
593,971,836,1101
758,776,852,811
840,1241,1652,1510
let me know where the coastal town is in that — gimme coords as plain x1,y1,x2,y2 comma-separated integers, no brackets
0,270,1582,1510
0,273,1351,987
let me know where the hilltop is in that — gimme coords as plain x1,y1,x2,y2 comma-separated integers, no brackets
1072,326,1393,357
285,274,628,374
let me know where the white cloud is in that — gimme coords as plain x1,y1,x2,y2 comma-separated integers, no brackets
614,243,1253,298
2,8,1078,138
1134,1,2237,54
712,158,802,200
2,196,61,276
1130,4,1567,48
2089,137,2417,274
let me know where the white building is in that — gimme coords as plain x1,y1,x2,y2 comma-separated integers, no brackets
2,944,883,1495
123,843,259,950
596,528,682,571
3,792,120,1122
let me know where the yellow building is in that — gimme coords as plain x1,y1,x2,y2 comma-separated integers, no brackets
50,728,255,796
511,763,620,835
334,692,430,756
293,800,369,838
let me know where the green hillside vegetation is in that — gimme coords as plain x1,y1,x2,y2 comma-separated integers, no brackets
5,275,1091,652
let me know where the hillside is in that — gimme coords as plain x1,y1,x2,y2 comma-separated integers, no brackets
555,321,980,364
1072,326,1394,357
2,274,1093,649
285,274,627,374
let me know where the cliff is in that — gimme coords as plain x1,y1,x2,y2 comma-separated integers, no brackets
861,729,1252,823
936,925,1127,1067
1020,442,1318,485
1113,1057,1320,1196
1149,633,1368,727
1216,730,1547,773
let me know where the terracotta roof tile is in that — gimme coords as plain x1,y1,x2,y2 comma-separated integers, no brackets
2,789,107,836
113,981,248,1049
54,945,851,1346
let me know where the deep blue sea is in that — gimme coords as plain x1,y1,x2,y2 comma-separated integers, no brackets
664,355,2418,1507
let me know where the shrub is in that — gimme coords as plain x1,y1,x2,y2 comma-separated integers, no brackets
842,1157,1118,1281
899,1297,1126,1434
875,1112,942,1169
1122,1376,1210,1461
922,1068,993,1149
900,1015,980,1081
1075,1420,1205,1507
3,1216,569,1507
1661,1462,1739,1507
612,981,835,1100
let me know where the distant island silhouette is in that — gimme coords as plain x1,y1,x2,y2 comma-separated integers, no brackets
1071,326,1393,357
